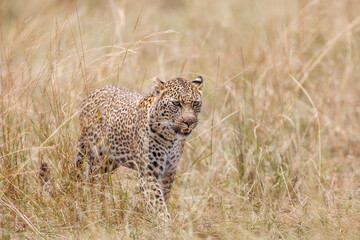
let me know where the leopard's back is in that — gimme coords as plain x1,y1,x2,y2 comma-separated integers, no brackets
80,85,143,129
77,85,144,172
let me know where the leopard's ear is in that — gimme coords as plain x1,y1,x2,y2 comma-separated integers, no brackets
153,77,166,94
192,76,203,90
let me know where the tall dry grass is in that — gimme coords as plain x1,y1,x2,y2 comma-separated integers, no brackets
1,0,360,239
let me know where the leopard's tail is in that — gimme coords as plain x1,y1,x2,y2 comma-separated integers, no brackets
39,162,56,196
39,162,50,184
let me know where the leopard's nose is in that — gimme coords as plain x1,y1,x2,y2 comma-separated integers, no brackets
184,119,196,127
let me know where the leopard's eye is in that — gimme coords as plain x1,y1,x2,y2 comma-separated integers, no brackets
193,101,200,107
172,101,181,107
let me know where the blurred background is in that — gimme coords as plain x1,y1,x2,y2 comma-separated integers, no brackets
1,0,360,238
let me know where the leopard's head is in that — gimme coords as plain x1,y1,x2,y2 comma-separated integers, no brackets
149,76,203,137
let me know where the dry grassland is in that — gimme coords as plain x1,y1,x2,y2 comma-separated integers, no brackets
1,0,360,239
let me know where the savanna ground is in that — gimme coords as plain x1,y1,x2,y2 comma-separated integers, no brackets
1,0,360,239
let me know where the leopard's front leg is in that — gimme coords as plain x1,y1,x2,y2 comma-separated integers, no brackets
162,171,177,203
138,163,170,221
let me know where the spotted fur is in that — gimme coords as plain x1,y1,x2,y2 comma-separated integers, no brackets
75,76,204,220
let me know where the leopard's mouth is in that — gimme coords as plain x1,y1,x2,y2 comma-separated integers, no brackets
181,128,192,135
173,126,192,136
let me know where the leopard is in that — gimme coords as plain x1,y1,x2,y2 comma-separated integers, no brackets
75,76,204,221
